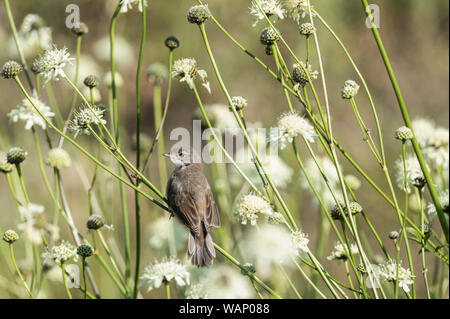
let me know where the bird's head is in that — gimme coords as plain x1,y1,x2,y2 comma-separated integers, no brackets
163,146,200,167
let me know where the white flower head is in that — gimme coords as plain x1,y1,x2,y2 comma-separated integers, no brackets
8,95,54,130
284,0,313,24
42,240,78,265
17,203,46,245
291,230,309,254
270,112,316,149
395,154,425,193
10,14,53,57
327,242,359,261
34,45,74,84
379,260,414,293
249,0,285,27
46,148,71,170
120,0,148,13
69,105,106,137
185,283,208,299
139,257,190,291
172,58,210,93
235,194,274,226
203,265,253,298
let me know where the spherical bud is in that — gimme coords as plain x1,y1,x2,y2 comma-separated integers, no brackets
260,27,278,45
87,214,105,230
299,23,316,36
341,80,360,99
394,126,414,142
331,201,362,220
348,201,363,215
6,147,27,165
240,263,256,276
164,36,180,50
146,63,168,83
71,22,89,36
83,75,99,88
187,5,211,24
388,230,399,240
46,148,72,170
77,244,94,258
3,230,19,244
265,45,273,56
1,61,23,79
231,96,248,111
357,264,366,274
292,64,308,86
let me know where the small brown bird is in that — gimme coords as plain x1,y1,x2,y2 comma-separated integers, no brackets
164,146,220,267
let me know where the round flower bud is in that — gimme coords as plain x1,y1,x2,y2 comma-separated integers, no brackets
260,27,278,45
231,96,248,111
357,264,366,274
265,45,273,56
299,23,316,36
164,36,180,50
31,60,42,74
388,230,399,240
87,214,105,230
348,201,363,215
187,5,210,24
83,75,99,88
341,80,360,99
394,126,414,141
331,201,362,220
3,230,19,244
71,22,89,36
292,64,308,86
1,61,23,79
46,148,72,170
77,244,94,258
6,147,27,165
146,63,168,83
240,263,256,275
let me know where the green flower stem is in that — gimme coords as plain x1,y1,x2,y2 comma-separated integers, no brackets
278,263,302,299
5,173,21,205
344,260,358,299
214,243,282,299
250,279,264,299
9,243,32,298
164,280,171,299
81,257,87,299
291,257,326,298
45,84,64,128
133,0,146,299
94,253,128,296
3,0,34,91
35,75,40,97
152,83,168,187
60,263,72,299
418,190,431,298
96,230,126,287
198,23,297,231
15,164,30,204
360,0,448,243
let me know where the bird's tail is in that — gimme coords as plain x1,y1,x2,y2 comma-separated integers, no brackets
187,222,216,267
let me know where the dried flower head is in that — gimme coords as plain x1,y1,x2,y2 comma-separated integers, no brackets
341,80,360,99
87,214,105,230
172,58,210,93
231,96,248,111
187,5,211,24
331,201,363,220
83,75,99,88
42,240,78,265
395,126,414,141
69,105,106,137
249,0,285,27
270,112,316,149
140,257,190,291
292,62,318,87
299,22,315,36
3,230,19,244
76,244,94,258
164,36,180,50
235,194,274,226
34,45,74,84
327,242,358,261
1,60,23,79
379,260,414,293
260,27,279,45
6,147,27,165
46,148,71,170
8,95,54,130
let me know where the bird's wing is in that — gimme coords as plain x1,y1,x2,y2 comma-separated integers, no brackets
172,190,202,236
205,189,220,228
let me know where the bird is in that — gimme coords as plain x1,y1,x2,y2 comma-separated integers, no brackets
164,146,220,267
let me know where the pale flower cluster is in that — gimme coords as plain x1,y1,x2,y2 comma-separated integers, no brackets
8,95,54,130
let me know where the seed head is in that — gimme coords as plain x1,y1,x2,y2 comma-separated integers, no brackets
260,27,278,45
71,22,89,36
388,230,399,240
7,147,27,165
3,230,19,244
187,5,211,24
77,244,94,258
1,61,23,79
87,214,105,230
331,201,362,220
83,75,99,88
164,36,180,50
292,62,318,86
231,96,248,111
395,126,414,142
341,80,360,99
299,22,315,36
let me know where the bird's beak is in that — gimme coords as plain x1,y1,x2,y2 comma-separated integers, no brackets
163,152,170,158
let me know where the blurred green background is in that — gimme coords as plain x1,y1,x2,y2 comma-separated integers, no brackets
0,0,448,298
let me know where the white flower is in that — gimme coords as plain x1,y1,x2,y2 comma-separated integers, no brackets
235,194,274,226
283,0,312,24
427,189,449,221
120,0,147,13
185,283,208,299
69,105,107,137
242,224,295,277
34,45,74,84
395,154,425,193
203,265,253,299
8,95,54,130
139,257,190,291
327,242,358,261
379,260,414,293
270,112,316,149
172,58,210,93
291,230,309,254
249,0,285,27
46,148,71,170
17,203,45,245
42,240,78,265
